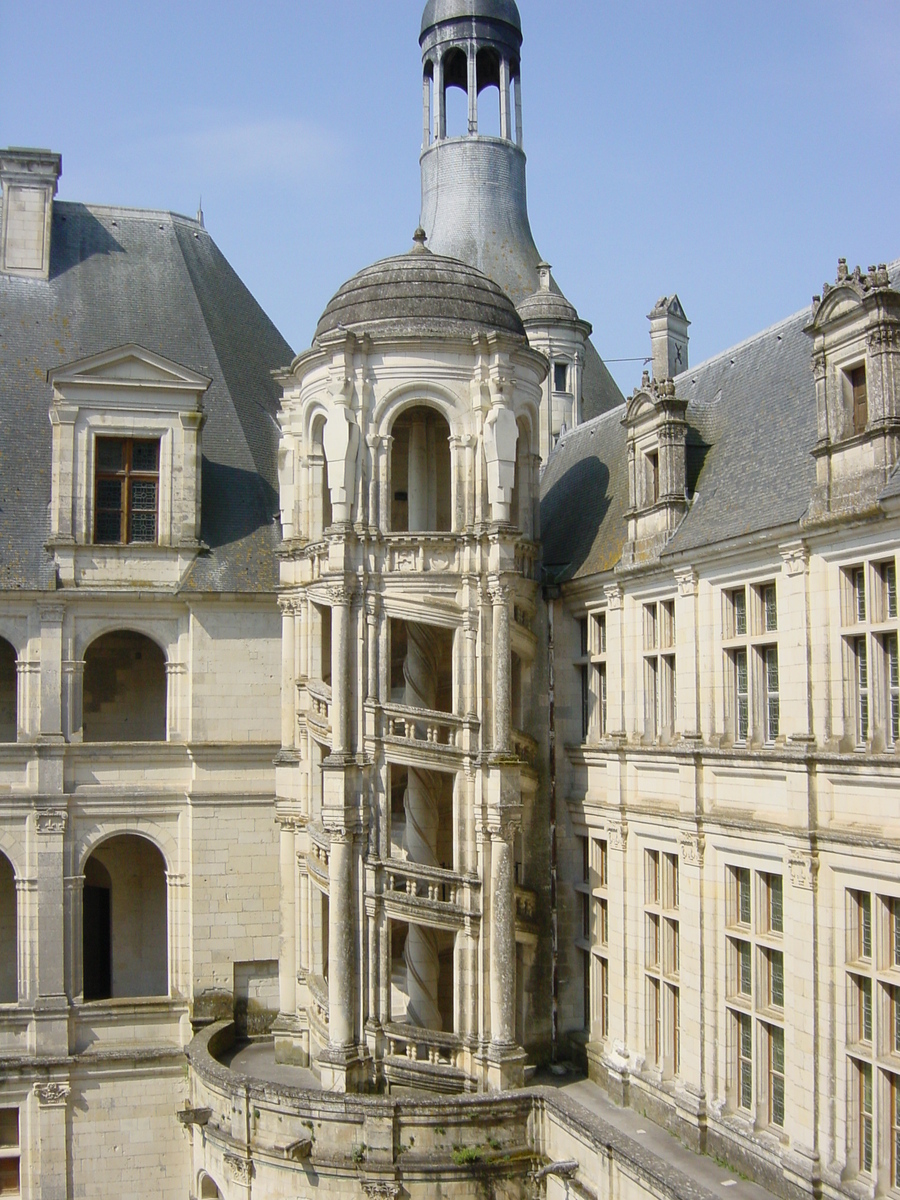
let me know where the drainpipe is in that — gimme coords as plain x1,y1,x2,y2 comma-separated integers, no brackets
546,587,560,1064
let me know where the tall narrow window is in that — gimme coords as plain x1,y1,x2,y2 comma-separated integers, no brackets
892,1074,900,1188
764,646,780,743
854,567,867,623
644,600,675,740
851,365,868,435
576,617,590,741
0,1109,19,1198
860,1062,874,1173
769,1026,785,1128
887,632,900,746
856,637,870,744
94,437,160,544
591,613,608,737
735,648,749,741
738,1013,753,1111
554,362,569,393
763,583,778,633
646,451,659,505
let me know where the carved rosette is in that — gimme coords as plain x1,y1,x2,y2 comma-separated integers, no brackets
789,851,818,891
361,1182,401,1199
679,831,705,867
35,810,67,835
33,1082,70,1106
224,1154,254,1185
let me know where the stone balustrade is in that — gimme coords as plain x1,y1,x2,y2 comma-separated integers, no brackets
382,701,462,749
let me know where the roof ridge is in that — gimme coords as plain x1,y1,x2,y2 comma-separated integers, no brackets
56,200,203,228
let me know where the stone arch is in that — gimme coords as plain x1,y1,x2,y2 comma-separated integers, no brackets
388,405,453,533
0,852,17,1003
511,413,535,538
308,411,332,537
476,46,501,137
442,46,468,137
0,639,16,743
198,1171,223,1199
374,382,464,439
82,630,167,742
82,833,168,1001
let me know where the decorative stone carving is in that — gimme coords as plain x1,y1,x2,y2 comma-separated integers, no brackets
483,404,518,522
329,584,352,608
361,1183,401,1199
675,568,697,598
789,851,818,891
679,831,705,866
780,540,809,577
604,584,623,611
34,1082,70,1106
224,1154,254,1185
323,402,360,523
607,821,627,851
35,810,66,835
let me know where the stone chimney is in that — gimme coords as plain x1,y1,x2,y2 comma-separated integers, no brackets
0,148,62,280
648,294,690,382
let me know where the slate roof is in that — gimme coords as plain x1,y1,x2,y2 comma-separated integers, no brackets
421,0,521,36
541,260,900,583
0,201,293,592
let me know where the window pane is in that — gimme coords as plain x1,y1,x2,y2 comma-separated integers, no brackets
734,589,747,637
0,1159,18,1197
770,952,784,1008
861,894,872,959
769,875,783,934
97,438,124,471
95,510,122,544
0,1110,16,1149
739,941,752,995
738,867,751,925
96,478,122,509
887,561,898,620
131,440,159,472
764,585,777,632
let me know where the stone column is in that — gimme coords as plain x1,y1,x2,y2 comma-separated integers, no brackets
164,660,185,742
467,45,477,133
490,582,511,754
780,540,812,741
60,656,83,743
33,808,67,1055
33,1081,70,1200
365,597,379,702
330,587,351,756
279,822,297,1018
782,850,819,1191
489,827,516,1048
280,599,296,750
514,72,523,147
674,569,699,737
422,70,431,148
15,877,36,1004
499,56,511,139
63,874,83,1002
298,857,310,978
327,830,354,1047
165,870,187,1004
604,585,625,735
16,657,40,740
38,606,64,742
464,615,478,719
408,416,429,532
434,54,445,140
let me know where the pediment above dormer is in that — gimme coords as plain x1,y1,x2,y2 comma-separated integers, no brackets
48,344,211,397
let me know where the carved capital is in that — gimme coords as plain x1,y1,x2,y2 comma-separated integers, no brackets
488,577,510,607
780,539,809,577
364,593,381,619
35,810,66,835
329,584,352,608
604,584,624,612
34,1082,70,1106
39,605,65,625
607,820,627,851
361,1184,401,1199
675,568,698,598
679,831,705,867
788,851,818,891
224,1154,254,1186
811,351,826,380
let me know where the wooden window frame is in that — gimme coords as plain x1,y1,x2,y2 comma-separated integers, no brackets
94,436,160,545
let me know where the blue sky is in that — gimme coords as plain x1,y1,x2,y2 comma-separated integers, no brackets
1,0,897,394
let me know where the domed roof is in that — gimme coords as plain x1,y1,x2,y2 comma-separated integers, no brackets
315,233,526,343
421,0,521,37
517,264,591,331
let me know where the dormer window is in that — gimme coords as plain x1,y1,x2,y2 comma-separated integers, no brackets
95,437,160,544
848,364,868,435
554,362,569,393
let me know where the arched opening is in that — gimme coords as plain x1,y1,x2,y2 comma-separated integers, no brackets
0,855,17,1003
443,48,468,137
0,640,16,743
390,406,452,533
82,835,168,1001
511,418,533,538
83,631,166,742
199,1174,223,1199
476,48,501,138
310,416,332,539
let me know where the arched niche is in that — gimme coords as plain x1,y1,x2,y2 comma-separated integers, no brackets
390,405,452,533
82,834,168,1001
199,1173,223,1199
309,413,332,540
82,631,166,743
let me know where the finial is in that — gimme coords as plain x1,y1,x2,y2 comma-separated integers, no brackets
197,197,204,229
642,369,651,389
410,227,430,254
537,261,552,291
837,257,848,281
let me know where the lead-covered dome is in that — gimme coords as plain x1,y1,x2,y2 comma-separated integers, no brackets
314,235,526,343
421,0,521,36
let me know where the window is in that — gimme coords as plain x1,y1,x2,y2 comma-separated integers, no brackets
892,1075,900,1188
94,437,159,544
554,362,569,393
576,618,590,740
860,1061,875,1173
643,599,675,741
850,364,868,435
644,849,679,1076
646,451,659,504
0,1108,19,1198
578,835,610,1042
844,561,900,748
726,865,785,1126
592,613,608,737
725,581,779,745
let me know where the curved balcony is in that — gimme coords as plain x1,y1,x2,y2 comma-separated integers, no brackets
382,1021,470,1093
303,679,332,742
380,858,476,929
381,702,475,768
